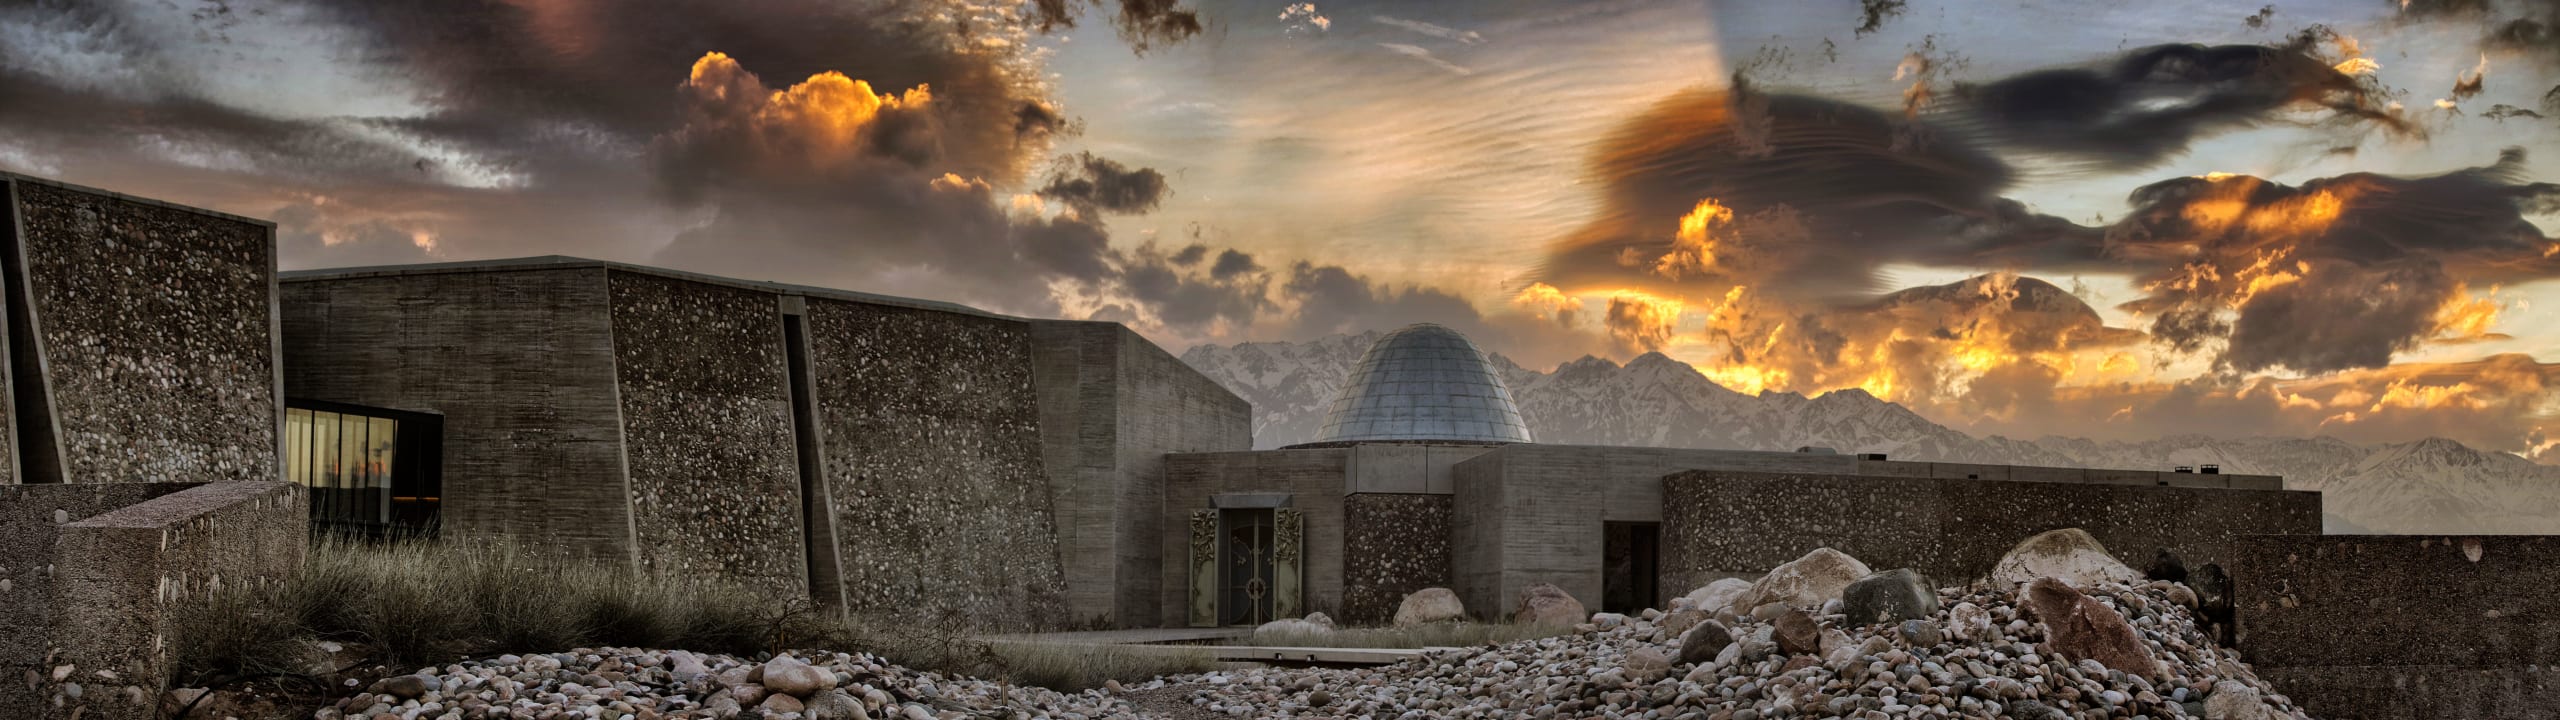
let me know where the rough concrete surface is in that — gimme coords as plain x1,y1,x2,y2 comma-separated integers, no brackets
1341,493,1452,625
2235,535,2560,719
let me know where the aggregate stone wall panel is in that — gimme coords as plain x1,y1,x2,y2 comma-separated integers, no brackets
1341,493,1452,626
2234,535,2560,719
608,271,804,597
1655,470,2320,596
281,268,634,559
807,299,1067,630
11,181,278,484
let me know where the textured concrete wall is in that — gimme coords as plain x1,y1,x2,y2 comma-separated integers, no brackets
0,483,195,713
2235,535,2560,719
10,180,278,485
1449,449,1506,621
1160,449,1348,626
45,482,305,720
1341,493,1450,625
281,269,634,561
1657,470,2322,596
607,271,804,597
1449,447,1610,620
1030,320,1251,628
806,298,1066,629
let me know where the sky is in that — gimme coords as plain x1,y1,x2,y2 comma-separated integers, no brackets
2,0,2556,458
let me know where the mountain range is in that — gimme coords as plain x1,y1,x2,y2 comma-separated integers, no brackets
1178,331,2560,535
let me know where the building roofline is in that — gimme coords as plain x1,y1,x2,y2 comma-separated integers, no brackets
1,171,279,228
280,255,1015,319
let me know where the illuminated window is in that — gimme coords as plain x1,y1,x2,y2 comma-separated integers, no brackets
283,401,442,537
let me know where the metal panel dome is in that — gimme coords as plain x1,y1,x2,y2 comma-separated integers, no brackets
1311,323,1533,444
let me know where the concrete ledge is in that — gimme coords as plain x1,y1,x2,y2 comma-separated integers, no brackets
0,483,200,714
43,482,304,720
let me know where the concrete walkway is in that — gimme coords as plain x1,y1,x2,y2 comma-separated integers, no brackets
978,628,1441,666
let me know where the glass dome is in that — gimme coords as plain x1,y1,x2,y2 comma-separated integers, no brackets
1311,323,1533,444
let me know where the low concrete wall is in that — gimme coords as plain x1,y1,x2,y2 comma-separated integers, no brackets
22,482,305,720
2234,535,2560,719
1657,470,2321,598
0,484,197,713
1341,493,1452,625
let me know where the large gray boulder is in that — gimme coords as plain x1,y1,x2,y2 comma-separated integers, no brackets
760,655,838,698
1393,587,1466,626
1990,528,2141,588
1840,568,1939,625
1677,578,1754,615
1736,548,1872,612
1676,620,1733,665
1511,583,1589,627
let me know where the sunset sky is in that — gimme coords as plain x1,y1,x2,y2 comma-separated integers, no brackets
2,0,2555,458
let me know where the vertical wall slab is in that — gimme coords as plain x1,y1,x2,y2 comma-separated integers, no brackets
606,271,806,598
805,299,1067,630
5,179,278,485
281,267,634,561
1029,320,1250,628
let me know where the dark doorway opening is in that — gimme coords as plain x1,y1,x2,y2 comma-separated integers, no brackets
284,399,442,538
1219,508,1278,626
1604,521,1661,614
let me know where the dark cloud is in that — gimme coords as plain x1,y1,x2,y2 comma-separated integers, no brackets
1210,249,1261,279
1945,34,2421,171
1038,152,1169,215
1537,80,2102,303
1113,243,1271,332
1029,0,1203,53
2105,149,2559,373
1854,0,1906,37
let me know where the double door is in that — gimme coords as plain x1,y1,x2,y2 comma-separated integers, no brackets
1189,507,1303,626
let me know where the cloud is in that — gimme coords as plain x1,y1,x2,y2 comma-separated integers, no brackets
1378,44,1473,76
1038,152,1170,215
1855,0,1908,37
1372,15,1483,44
1945,32,2423,171
1030,0,1204,53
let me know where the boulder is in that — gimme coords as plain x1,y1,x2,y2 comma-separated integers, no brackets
804,689,871,720
1303,611,1336,629
1676,620,1733,665
1623,648,1673,682
761,692,807,715
1255,618,1335,639
1511,583,1589,627
666,650,711,681
1771,609,1821,655
1737,548,1872,611
1393,588,1466,626
760,656,838,698
1839,568,1939,625
1658,609,1705,638
2146,548,2188,582
369,675,436,700
1679,578,1755,615
2022,577,2165,679
1990,528,2142,588
2203,680,2270,720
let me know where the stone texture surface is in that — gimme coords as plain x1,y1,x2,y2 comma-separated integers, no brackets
1658,470,2320,594
0,483,197,712
1392,587,1465,626
2234,535,2560,719
1840,568,1939,625
11,181,278,485
2022,577,2163,679
48,482,306,720
283,268,634,560
608,271,804,598
1990,528,2144,589
806,298,1066,630
1160,448,1349,626
1029,320,1250,628
1341,493,1452,626
1511,582,1587,627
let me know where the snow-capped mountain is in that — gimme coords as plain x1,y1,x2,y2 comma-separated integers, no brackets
1179,335,2560,534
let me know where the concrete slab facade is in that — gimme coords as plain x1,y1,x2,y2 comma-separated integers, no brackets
1161,449,1351,626
1657,470,2323,597
2235,535,2560,719
1030,321,1251,628
2,175,281,486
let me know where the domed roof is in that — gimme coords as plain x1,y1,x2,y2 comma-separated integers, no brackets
1311,324,1533,444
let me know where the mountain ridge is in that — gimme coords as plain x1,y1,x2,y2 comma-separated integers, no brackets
1179,334,2560,534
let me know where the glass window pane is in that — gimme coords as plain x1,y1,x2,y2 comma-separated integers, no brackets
340,413,369,524
285,409,311,486
370,416,397,524
312,411,340,524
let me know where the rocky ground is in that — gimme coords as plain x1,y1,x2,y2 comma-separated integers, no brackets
300,533,2309,720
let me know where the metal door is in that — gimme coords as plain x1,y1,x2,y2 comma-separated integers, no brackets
1219,508,1276,626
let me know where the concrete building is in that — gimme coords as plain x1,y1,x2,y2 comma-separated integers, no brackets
280,257,1249,629
1166,323,2325,628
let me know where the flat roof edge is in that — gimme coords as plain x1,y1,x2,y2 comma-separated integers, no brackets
281,255,1015,319
2,172,278,228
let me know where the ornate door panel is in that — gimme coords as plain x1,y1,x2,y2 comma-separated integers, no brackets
1274,508,1305,620
1220,509,1276,626
1188,509,1218,627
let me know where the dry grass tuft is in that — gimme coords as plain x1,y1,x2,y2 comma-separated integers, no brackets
1249,621,1570,649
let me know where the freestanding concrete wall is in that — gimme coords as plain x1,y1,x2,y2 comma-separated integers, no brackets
7,482,305,720
2234,535,2560,719
4,176,281,486
1031,321,1251,628
1658,470,2322,596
